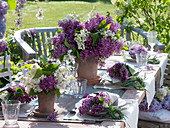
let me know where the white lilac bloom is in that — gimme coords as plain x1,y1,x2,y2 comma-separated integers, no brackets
36,7,44,20
62,50,76,66
54,66,75,88
115,9,123,16
100,30,115,40
123,2,128,7
123,18,129,26
0,91,8,101
59,13,79,23
88,6,96,20
74,29,89,50
138,18,144,25
127,0,132,5
28,63,41,78
111,0,117,5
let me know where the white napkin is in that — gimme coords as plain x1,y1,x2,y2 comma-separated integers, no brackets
122,99,139,128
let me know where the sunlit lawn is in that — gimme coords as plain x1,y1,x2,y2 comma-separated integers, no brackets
6,1,116,29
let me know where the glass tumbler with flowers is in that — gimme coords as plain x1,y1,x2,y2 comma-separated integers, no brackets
52,13,124,85
20,55,75,117
129,44,148,69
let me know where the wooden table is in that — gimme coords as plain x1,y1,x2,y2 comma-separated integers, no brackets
0,85,145,128
1,53,167,128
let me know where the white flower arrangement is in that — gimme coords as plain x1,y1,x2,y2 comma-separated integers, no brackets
156,86,170,101
19,55,75,97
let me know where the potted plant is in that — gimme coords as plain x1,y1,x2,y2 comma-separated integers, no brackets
52,13,124,85
20,55,75,117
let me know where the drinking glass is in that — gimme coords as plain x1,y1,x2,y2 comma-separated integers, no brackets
1,100,20,127
136,53,148,69
73,78,87,98
64,62,79,95
147,31,157,52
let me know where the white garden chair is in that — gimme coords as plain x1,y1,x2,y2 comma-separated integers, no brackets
0,55,13,91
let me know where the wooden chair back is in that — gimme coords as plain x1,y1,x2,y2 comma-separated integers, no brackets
14,26,165,61
0,55,13,84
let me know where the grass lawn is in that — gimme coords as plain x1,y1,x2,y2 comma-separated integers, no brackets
6,1,116,30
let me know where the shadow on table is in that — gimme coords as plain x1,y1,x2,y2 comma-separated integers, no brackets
26,122,70,128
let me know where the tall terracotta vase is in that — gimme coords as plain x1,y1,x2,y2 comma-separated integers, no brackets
34,91,56,117
76,57,101,85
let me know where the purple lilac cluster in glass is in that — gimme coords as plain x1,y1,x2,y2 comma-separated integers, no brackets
107,62,131,82
129,44,147,56
7,85,36,103
139,95,170,112
78,92,111,116
0,40,7,53
52,13,123,65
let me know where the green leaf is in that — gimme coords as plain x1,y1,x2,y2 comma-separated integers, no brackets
56,88,61,98
14,87,25,97
127,65,135,75
64,38,71,48
8,0,16,10
43,63,59,74
40,55,48,64
56,28,62,34
76,50,80,59
98,19,107,30
104,23,112,31
75,29,80,33
99,97,104,103
20,64,32,69
29,88,40,96
91,33,100,46
72,48,80,59
58,54,65,62
33,68,43,79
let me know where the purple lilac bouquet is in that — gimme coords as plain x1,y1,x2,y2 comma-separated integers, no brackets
139,97,162,112
0,39,7,54
52,13,124,66
129,44,148,57
7,85,36,103
20,55,74,98
78,92,124,119
107,62,135,82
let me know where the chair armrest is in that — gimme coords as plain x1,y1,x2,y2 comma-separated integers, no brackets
120,25,165,51
14,29,37,61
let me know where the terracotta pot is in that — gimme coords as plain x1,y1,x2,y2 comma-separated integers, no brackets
76,57,101,85
34,91,56,117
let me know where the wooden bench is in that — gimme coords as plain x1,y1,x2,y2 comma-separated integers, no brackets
14,25,165,61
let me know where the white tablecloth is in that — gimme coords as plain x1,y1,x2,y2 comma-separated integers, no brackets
104,53,168,107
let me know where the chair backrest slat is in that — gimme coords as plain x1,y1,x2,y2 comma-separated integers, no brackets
41,32,47,57
36,32,42,57
47,32,52,50
52,32,55,37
